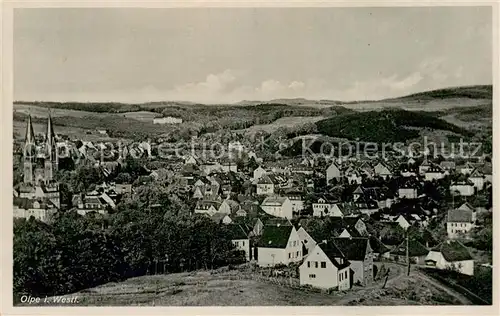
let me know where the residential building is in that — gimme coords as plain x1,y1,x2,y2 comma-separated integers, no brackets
210,212,233,225
299,241,351,290
253,166,267,182
424,165,445,181
418,157,431,175
394,214,411,230
326,162,342,184
13,197,58,223
332,237,374,286
342,216,369,237
425,240,474,275
227,224,251,261
447,206,475,239
257,225,303,267
346,169,363,185
115,183,132,195
398,182,418,199
459,162,475,175
194,200,221,216
256,175,275,195
283,191,304,214
389,238,429,265
153,116,183,124
260,196,293,219
468,169,485,190
439,161,456,173
450,179,475,196
297,226,317,256
249,218,265,237
373,162,392,179
312,197,338,217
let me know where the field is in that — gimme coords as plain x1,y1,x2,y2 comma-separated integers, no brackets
238,116,325,134
25,263,471,306
14,103,102,118
346,98,489,112
13,104,176,141
12,120,118,142
121,111,161,122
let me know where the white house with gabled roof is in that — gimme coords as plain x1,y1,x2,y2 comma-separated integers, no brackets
257,225,303,267
299,241,351,290
261,196,293,219
468,169,485,191
425,240,474,276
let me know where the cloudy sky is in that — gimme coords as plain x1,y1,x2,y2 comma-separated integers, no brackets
14,7,492,103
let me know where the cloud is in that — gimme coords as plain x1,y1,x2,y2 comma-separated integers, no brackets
259,80,284,94
388,72,424,90
288,81,306,90
161,71,319,103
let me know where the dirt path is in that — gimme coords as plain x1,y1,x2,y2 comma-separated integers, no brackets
412,271,472,305
334,262,405,304
335,262,473,305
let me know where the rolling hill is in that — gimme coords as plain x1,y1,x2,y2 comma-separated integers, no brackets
314,109,472,144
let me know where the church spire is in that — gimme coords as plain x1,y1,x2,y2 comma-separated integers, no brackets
45,109,57,160
24,113,36,147
23,113,36,184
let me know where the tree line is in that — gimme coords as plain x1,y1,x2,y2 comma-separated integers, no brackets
13,200,245,301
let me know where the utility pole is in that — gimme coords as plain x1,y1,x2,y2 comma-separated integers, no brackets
406,230,410,276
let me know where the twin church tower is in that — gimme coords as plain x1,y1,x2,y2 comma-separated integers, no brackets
22,113,59,185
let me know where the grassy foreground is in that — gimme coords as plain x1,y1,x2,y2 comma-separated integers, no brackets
17,263,467,306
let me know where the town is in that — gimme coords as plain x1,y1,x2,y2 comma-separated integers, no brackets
13,103,493,305
11,6,493,307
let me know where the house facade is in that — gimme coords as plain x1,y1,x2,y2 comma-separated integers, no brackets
312,198,338,217
297,226,317,256
257,225,303,267
447,206,475,239
253,166,267,182
228,224,251,261
326,163,342,184
256,175,275,195
373,162,392,179
425,240,474,275
261,196,293,219
299,241,351,290
13,198,58,223
468,169,485,190
332,237,374,286
450,181,475,196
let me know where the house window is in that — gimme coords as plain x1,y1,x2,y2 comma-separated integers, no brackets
296,251,299,257
345,271,348,278
321,262,326,268
315,262,318,268
309,274,316,279
242,241,245,246
289,253,291,259
307,261,310,268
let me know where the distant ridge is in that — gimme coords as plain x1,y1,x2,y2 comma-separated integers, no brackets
14,84,492,110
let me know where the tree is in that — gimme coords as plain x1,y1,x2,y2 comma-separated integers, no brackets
115,172,132,184
72,165,104,192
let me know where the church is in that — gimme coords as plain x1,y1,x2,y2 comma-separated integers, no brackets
13,113,61,222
